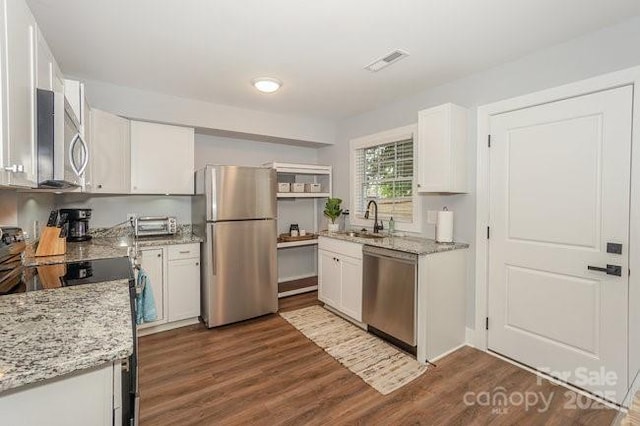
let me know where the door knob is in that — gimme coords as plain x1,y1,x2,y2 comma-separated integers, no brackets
587,264,622,276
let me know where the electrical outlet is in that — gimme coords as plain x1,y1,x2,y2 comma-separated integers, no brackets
427,210,438,225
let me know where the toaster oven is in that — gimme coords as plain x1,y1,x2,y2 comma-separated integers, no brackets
134,216,177,237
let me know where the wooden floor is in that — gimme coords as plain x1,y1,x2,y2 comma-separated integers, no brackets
138,292,616,425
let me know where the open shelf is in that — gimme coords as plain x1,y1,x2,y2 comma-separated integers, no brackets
277,238,318,249
277,192,330,199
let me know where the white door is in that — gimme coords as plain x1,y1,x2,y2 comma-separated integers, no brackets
167,258,200,322
339,255,362,321
5,0,37,187
318,250,340,308
139,248,165,326
89,109,130,193
129,121,194,194
488,86,633,402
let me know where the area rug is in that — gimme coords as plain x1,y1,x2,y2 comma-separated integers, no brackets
280,305,427,395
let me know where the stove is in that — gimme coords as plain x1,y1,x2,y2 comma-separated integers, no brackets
2,257,134,295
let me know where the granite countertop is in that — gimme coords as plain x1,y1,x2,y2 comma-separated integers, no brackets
318,230,469,255
0,280,133,393
23,234,203,267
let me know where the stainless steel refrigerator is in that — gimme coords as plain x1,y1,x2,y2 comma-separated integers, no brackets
193,165,277,327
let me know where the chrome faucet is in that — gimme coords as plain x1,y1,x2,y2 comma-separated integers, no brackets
364,200,384,233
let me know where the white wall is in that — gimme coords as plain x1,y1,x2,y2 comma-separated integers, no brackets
55,194,192,228
318,16,640,328
0,190,56,239
82,79,336,146
194,133,319,168
196,133,320,282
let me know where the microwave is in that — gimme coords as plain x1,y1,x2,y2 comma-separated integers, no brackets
36,89,88,188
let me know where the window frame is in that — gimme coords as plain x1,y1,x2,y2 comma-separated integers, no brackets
349,124,422,233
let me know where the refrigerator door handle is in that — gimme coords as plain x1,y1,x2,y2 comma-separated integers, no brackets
210,224,216,275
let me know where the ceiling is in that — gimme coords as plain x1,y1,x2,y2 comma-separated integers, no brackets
27,0,640,121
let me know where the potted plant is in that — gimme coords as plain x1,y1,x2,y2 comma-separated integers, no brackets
324,197,343,232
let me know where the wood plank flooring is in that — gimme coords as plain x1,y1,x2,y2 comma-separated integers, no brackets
138,292,616,425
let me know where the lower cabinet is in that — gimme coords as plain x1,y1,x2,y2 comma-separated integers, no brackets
167,257,200,322
318,237,363,322
138,248,165,325
138,243,201,334
0,361,118,426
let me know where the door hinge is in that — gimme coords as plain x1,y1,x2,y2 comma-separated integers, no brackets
487,226,490,239
488,135,491,148
485,317,489,330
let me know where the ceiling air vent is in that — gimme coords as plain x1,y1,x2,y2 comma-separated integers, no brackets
364,49,410,72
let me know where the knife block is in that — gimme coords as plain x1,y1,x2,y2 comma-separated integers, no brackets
35,227,67,257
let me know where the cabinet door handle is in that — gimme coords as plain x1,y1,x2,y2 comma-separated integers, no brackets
157,253,161,258
195,262,199,266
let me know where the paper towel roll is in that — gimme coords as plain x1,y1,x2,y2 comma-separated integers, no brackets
436,208,454,243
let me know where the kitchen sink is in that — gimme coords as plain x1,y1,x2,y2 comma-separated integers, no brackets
342,231,385,239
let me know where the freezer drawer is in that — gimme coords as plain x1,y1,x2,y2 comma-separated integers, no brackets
362,246,418,346
202,219,277,327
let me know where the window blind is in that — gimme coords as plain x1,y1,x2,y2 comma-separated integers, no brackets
354,137,414,222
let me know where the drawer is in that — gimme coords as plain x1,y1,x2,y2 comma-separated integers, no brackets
167,243,200,260
318,236,362,259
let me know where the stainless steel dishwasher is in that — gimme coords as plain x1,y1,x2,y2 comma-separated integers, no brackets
362,245,418,350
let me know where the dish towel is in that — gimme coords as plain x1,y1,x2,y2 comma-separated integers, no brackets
136,268,157,325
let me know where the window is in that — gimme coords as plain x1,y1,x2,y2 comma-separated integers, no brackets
350,125,420,232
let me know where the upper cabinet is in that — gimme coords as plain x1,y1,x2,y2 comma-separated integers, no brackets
89,109,130,193
130,121,195,195
35,28,54,91
2,0,38,187
416,103,469,194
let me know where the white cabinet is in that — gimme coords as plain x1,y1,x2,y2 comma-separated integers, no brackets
35,28,54,91
130,121,195,195
89,109,130,193
138,243,201,335
167,257,200,322
2,0,37,187
0,361,116,426
138,247,165,327
318,237,363,322
64,79,82,125
339,255,363,321
318,250,340,307
416,103,469,193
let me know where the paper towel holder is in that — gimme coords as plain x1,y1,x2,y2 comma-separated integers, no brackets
436,206,455,244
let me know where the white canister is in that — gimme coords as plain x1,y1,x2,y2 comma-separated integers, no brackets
436,207,454,243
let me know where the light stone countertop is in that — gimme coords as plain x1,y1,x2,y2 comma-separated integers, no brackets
318,231,469,255
0,280,133,393
23,234,203,267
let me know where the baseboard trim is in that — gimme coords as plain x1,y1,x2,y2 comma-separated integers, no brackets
138,317,200,336
465,327,476,347
278,285,318,298
429,343,468,364
487,350,622,410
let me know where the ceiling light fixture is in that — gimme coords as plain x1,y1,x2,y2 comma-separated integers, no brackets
252,77,282,93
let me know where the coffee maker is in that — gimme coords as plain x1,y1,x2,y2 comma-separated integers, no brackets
59,209,92,242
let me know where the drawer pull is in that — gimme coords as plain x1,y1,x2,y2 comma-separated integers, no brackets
179,250,190,254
